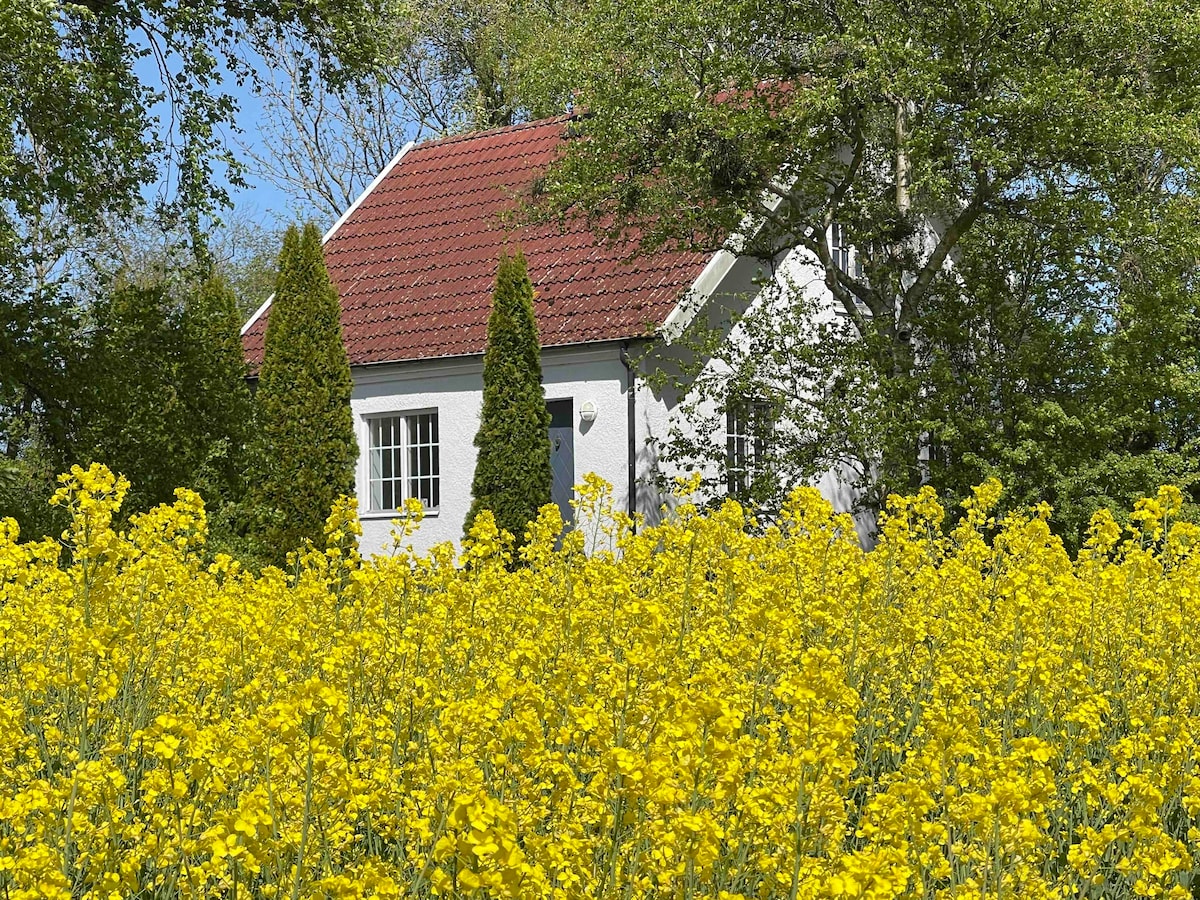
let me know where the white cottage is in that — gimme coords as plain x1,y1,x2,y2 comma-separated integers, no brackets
242,114,864,555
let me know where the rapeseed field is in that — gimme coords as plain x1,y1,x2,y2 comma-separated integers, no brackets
1,464,1199,899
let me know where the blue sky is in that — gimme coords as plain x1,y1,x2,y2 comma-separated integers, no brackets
219,80,296,227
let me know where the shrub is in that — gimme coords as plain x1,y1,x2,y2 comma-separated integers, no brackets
2,468,1200,898
70,275,252,519
249,223,356,561
465,250,552,548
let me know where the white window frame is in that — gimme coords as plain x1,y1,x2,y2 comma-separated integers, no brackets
725,398,772,500
830,222,855,276
364,409,440,514
829,223,871,319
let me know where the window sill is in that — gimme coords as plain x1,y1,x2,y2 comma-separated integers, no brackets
359,509,439,521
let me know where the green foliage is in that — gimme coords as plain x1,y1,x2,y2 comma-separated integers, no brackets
465,251,552,547
0,448,66,547
532,0,1200,544
0,266,254,542
363,0,570,132
659,201,1200,547
0,460,16,493
0,0,382,484
0,0,389,259
0,277,82,467
212,221,283,321
0,210,279,543
70,274,253,519
248,1,581,223
179,276,257,507
249,223,357,562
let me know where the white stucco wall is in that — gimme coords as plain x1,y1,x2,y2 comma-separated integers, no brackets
631,246,875,536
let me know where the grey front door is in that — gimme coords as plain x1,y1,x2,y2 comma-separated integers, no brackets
547,399,574,526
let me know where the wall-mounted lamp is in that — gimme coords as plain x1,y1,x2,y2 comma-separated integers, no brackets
579,400,598,423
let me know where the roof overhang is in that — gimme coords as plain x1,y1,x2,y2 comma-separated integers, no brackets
657,184,789,343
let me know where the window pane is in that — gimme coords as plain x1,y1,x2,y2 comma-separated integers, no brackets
368,415,408,511
376,411,439,510
726,399,765,499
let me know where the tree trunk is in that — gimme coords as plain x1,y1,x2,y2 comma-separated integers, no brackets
895,99,912,215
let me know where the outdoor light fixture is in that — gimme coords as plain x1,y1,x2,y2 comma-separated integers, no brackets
579,400,598,423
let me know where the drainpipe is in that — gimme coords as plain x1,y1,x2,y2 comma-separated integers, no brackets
619,341,637,529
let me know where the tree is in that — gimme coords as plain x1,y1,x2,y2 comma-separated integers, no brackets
0,203,279,544
179,275,257,504
102,213,283,321
0,0,391,276
250,223,357,560
0,266,254,540
243,1,571,221
465,251,552,546
243,38,416,222
530,0,1200,539
0,0,388,485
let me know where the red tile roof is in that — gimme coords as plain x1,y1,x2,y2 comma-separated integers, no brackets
242,115,713,367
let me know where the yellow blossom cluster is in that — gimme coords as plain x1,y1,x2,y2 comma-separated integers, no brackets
2,464,1200,899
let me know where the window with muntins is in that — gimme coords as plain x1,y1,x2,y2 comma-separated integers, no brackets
368,412,440,512
830,223,870,318
726,399,771,500
831,223,853,275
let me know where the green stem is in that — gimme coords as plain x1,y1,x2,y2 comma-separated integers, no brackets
291,731,315,900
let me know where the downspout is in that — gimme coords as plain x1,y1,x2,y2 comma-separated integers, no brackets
619,342,637,530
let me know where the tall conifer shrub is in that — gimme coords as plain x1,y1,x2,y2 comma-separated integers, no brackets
183,275,255,506
465,251,552,545
251,223,356,558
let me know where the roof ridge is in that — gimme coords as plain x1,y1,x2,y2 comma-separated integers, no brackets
413,114,573,152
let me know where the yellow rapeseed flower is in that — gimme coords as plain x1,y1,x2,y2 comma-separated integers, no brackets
0,467,1198,898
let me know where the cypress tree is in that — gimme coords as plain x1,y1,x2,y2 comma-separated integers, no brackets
250,222,357,558
465,250,552,546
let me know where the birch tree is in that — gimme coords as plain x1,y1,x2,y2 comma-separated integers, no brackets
532,0,1200,540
